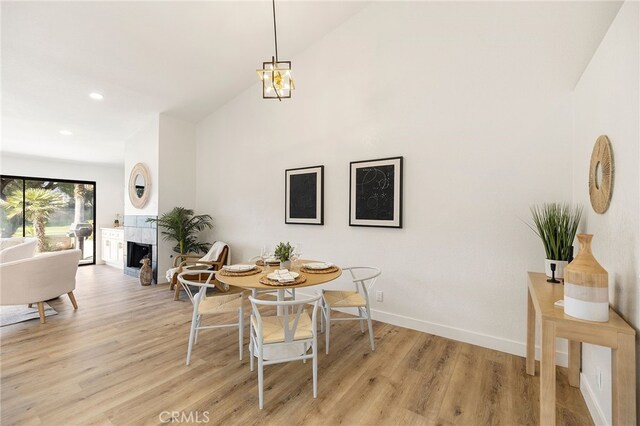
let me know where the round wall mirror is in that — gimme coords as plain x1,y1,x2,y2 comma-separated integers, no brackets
589,135,613,214
594,161,602,189
129,163,151,209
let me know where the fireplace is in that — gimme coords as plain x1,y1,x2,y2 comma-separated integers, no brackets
127,242,152,268
123,215,158,283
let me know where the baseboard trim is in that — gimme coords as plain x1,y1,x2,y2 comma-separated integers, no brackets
580,372,608,426
295,290,568,367
371,307,568,367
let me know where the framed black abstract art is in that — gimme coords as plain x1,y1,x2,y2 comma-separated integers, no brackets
285,165,324,225
349,157,403,228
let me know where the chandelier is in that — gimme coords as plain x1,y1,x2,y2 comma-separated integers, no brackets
256,0,295,100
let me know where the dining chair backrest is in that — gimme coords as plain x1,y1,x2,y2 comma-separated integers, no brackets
344,266,381,292
249,294,322,344
178,270,219,305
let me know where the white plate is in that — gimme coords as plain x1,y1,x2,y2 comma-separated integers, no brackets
223,264,255,272
267,271,300,282
303,262,333,270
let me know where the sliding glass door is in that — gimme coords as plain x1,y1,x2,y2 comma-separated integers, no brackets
0,175,96,265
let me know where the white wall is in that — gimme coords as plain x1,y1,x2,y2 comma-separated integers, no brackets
122,114,197,280
572,2,639,424
0,153,124,264
124,117,159,216
194,2,594,357
157,114,196,279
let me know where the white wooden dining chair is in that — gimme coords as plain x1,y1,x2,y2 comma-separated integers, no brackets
178,271,245,366
248,293,322,409
321,266,381,354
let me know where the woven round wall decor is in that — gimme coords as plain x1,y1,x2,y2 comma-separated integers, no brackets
589,135,614,214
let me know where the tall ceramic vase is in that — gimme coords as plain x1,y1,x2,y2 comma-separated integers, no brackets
139,257,152,286
563,234,609,322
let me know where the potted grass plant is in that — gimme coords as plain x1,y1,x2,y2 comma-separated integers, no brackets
528,203,582,279
274,242,293,270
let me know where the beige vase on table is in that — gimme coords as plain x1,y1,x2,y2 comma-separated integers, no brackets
563,234,609,322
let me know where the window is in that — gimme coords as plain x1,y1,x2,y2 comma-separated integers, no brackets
0,175,96,265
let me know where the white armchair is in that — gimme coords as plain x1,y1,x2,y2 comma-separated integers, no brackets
0,249,81,323
0,237,37,263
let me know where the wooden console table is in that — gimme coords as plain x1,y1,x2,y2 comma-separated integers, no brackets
526,272,636,425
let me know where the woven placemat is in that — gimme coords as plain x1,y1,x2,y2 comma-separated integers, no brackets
218,267,263,277
256,260,280,266
259,274,307,286
300,265,340,274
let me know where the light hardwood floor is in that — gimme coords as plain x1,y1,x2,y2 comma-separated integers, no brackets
0,265,593,425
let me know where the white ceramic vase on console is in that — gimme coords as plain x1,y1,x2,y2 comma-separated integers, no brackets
563,234,609,322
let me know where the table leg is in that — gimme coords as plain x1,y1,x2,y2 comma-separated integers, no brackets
527,289,536,375
540,319,556,426
277,289,285,315
612,332,636,426
568,340,581,388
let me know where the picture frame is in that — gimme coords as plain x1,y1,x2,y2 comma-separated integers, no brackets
349,156,403,228
285,165,324,225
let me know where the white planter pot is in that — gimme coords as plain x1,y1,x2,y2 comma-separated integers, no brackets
544,259,568,279
279,260,291,270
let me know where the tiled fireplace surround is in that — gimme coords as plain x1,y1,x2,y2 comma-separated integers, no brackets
123,215,158,283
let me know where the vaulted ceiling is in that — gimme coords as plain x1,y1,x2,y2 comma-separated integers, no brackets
1,1,368,164
1,1,622,165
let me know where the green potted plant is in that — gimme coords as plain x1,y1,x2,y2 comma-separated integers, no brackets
274,241,293,270
528,203,582,278
146,207,213,255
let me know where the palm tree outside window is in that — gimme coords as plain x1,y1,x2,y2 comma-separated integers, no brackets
0,175,96,265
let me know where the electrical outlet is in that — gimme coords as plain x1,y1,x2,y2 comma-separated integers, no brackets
376,291,383,302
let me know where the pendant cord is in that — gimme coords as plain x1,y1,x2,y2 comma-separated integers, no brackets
272,0,279,62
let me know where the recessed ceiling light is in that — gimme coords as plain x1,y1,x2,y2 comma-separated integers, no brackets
89,92,104,100
59,130,73,136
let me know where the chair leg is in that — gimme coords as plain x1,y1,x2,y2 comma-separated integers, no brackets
194,316,201,345
319,299,325,333
37,302,46,324
258,346,264,409
313,336,318,398
367,307,375,351
238,306,244,361
186,311,199,365
303,343,307,363
174,282,181,301
325,307,331,354
68,291,78,309
360,318,365,333
250,336,254,372
171,274,179,290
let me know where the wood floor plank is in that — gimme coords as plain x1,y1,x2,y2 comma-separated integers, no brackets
0,265,594,425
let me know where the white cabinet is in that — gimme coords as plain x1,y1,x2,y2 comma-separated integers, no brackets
101,228,124,269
